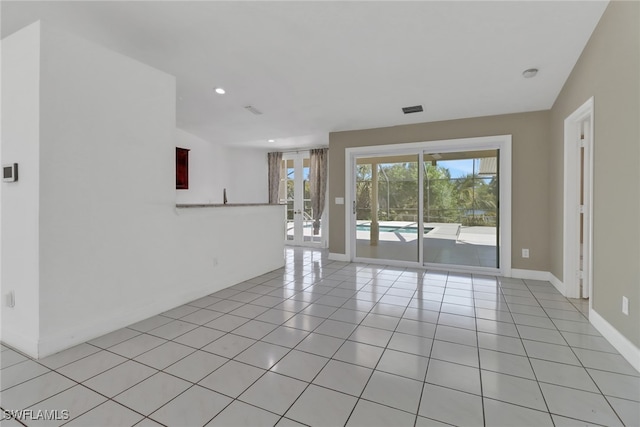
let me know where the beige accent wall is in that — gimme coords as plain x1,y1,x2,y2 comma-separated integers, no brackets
549,1,640,347
328,110,551,272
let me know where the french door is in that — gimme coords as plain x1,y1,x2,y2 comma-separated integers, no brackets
348,136,511,275
280,153,324,247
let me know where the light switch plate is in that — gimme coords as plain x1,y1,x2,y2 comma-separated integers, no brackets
3,163,18,182
335,197,344,205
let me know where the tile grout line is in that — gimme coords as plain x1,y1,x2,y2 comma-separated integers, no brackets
2,261,321,426
187,266,335,426
243,260,371,425
412,269,445,427
114,262,325,426
198,259,364,426
270,264,396,426
268,264,420,425
2,250,636,426
470,272,488,427
496,276,556,424
342,266,421,426
520,279,628,426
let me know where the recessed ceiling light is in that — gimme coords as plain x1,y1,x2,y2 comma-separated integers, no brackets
268,139,275,143
522,68,539,78
214,87,226,95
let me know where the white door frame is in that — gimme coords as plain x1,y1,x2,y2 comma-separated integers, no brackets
563,97,594,301
289,153,305,246
345,135,512,276
283,152,327,248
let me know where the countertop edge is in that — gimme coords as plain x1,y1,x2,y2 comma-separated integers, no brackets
176,203,284,208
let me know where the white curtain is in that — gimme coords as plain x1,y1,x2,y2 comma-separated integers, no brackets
267,152,282,204
309,148,328,235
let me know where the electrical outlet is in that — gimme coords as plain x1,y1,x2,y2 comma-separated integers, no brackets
522,248,530,258
622,296,629,315
212,257,219,267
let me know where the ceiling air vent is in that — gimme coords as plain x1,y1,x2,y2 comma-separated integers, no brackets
244,105,263,115
402,105,423,114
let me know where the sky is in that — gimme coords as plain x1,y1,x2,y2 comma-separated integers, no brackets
438,159,475,178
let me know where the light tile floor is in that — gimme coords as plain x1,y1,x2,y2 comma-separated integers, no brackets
1,248,638,426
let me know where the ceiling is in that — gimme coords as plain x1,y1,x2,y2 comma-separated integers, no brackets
1,1,608,150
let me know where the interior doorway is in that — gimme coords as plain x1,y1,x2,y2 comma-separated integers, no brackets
563,97,594,300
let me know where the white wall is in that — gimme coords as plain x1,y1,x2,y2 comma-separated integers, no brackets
0,22,42,355
174,128,228,205
37,23,177,354
1,23,284,358
174,128,269,205
225,147,269,204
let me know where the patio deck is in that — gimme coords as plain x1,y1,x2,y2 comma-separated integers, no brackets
356,221,497,267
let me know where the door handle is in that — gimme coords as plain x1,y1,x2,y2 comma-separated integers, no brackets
353,201,356,215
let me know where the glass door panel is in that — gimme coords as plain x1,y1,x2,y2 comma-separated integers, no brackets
302,159,321,244
280,158,296,242
423,150,499,268
355,155,419,262
282,154,323,246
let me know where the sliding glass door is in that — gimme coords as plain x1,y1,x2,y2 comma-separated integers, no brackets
423,150,499,268
349,139,507,272
355,155,420,262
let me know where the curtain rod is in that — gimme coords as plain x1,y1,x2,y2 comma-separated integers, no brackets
278,147,329,155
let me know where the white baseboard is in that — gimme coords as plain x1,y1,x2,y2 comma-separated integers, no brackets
510,268,550,281
37,283,223,358
510,269,566,295
547,272,566,295
328,252,349,262
1,329,39,359
486,268,639,373
590,308,640,373
36,259,285,358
